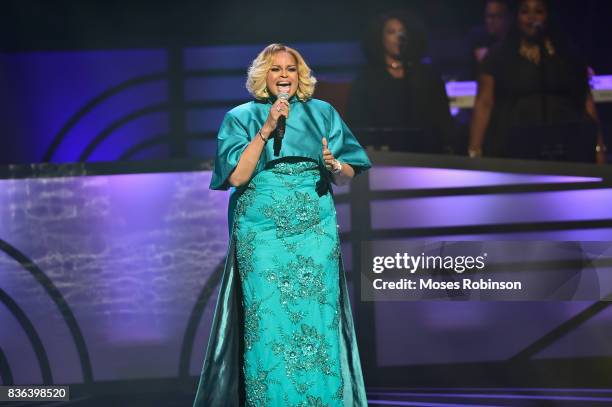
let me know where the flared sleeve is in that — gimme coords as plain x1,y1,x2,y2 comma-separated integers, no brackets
209,112,250,190
327,104,372,174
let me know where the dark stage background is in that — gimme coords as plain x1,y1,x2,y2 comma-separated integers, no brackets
1,1,612,406
1,0,611,166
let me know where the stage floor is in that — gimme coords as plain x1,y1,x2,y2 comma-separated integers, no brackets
15,387,612,406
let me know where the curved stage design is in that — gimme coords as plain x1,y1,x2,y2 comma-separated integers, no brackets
1,152,611,405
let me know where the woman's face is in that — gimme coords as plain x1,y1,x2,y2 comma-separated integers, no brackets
382,18,406,59
518,0,548,38
266,51,299,98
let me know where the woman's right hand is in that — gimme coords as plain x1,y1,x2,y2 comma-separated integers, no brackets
263,98,290,135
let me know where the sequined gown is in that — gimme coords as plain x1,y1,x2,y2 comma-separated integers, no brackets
193,97,371,406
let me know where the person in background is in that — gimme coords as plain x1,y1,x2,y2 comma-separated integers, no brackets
468,0,607,163
346,10,455,154
467,0,511,78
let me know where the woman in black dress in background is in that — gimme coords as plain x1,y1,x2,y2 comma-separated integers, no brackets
346,10,455,154
468,0,607,163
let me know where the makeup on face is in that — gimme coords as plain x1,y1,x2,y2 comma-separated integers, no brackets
266,51,299,97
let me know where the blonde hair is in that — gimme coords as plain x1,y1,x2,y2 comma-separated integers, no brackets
246,44,317,101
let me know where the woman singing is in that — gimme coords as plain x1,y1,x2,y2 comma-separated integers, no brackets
193,44,371,406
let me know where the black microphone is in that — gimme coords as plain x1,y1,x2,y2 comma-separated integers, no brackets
398,32,407,55
274,91,289,156
277,115,286,138
532,21,546,41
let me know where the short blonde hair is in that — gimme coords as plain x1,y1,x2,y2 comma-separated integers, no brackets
246,44,317,101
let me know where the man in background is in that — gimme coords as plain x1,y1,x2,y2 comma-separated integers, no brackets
467,0,511,78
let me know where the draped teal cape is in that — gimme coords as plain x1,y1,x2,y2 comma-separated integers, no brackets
194,97,371,406
210,97,371,190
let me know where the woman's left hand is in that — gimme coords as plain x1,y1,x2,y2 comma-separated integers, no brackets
322,137,336,171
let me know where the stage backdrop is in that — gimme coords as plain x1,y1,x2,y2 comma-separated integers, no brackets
0,43,362,166
1,156,612,387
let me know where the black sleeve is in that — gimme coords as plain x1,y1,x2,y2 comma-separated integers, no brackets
465,26,487,80
565,43,590,106
480,44,503,78
345,70,371,128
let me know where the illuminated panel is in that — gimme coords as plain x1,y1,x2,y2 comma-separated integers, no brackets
0,171,229,382
371,189,612,230
370,166,601,191
535,305,612,359
375,301,593,366
0,50,167,164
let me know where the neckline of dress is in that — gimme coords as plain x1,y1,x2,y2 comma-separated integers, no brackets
267,94,299,104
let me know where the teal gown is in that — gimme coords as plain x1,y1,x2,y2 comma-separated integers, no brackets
193,96,371,407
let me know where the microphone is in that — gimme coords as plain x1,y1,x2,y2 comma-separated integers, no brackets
277,91,289,138
274,91,289,156
531,21,549,59
532,21,546,40
398,32,407,53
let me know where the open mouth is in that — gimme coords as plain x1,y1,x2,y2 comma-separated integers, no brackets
277,82,292,92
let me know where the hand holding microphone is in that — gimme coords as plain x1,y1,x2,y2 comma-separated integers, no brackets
264,95,290,132
276,92,290,139
270,92,289,156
